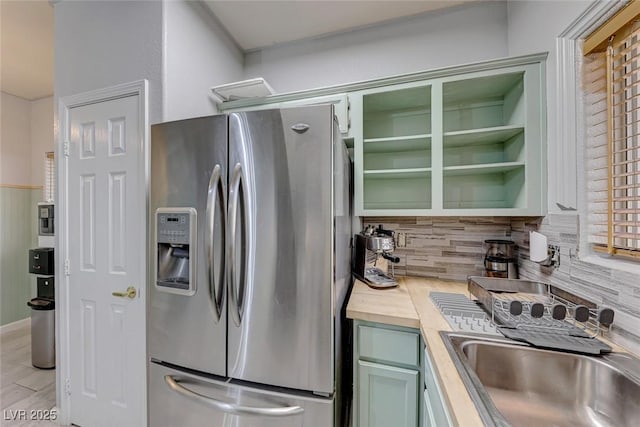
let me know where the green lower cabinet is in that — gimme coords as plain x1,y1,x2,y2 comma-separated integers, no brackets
353,321,423,427
353,321,452,427
358,360,419,427
423,345,453,427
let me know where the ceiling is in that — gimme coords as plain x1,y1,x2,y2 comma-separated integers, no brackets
0,0,469,101
1,0,54,100
205,1,469,51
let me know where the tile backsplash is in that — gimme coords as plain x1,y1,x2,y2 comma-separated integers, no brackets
362,217,513,281
363,214,640,352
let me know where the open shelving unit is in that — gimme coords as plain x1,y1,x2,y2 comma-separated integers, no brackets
354,61,545,216
362,85,433,210
442,72,527,211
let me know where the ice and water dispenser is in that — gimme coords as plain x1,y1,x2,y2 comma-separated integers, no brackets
155,208,196,295
28,203,56,369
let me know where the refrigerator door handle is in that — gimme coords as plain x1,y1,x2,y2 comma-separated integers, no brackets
228,163,247,327
164,375,304,417
206,164,225,320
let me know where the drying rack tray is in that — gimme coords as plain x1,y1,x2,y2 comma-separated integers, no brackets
467,276,614,354
499,328,612,355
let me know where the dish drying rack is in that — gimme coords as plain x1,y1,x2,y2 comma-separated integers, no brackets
490,290,614,338
468,277,615,354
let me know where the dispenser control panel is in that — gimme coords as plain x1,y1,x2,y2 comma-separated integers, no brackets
155,208,196,296
157,212,191,245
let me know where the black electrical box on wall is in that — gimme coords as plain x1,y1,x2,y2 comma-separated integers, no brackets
38,204,54,236
29,248,54,275
36,276,55,299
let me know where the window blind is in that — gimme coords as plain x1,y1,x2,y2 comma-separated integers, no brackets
606,21,640,256
586,15,640,258
585,51,609,248
44,151,55,202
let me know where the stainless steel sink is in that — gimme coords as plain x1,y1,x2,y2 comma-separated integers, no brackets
442,332,640,427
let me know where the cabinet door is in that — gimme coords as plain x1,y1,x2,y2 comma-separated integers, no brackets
423,390,435,427
281,93,350,135
227,94,350,136
358,360,419,427
423,346,452,427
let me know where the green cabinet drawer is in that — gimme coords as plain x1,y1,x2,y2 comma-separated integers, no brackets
358,360,419,427
358,325,419,367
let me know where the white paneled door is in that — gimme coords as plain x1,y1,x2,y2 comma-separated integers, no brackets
66,94,145,427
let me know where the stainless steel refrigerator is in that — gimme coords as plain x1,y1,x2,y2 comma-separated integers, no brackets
147,105,352,427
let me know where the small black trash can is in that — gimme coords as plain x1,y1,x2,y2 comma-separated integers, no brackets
27,297,55,369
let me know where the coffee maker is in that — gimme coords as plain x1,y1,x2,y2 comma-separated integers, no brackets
354,225,400,288
483,239,518,278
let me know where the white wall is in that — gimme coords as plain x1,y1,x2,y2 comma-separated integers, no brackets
1,94,55,188
163,1,243,121
30,96,54,187
244,1,509,93
506,0,592,213
54,0,163,123
1,92,32,186
54,0,245,124
507,1,591,53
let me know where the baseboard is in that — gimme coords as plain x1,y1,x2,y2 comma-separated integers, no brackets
0,317,31,335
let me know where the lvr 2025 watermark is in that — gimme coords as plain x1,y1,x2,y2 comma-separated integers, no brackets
3,409,57,421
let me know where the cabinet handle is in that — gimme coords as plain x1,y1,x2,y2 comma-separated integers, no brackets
291,123,310,134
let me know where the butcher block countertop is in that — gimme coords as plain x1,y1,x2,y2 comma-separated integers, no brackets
346,276,484,427
345,277,420,329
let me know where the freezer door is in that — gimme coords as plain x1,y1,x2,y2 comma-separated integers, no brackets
149,115,228,377
227,107,335,394
149,362,333,427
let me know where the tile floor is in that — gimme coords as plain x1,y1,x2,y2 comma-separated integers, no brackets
1,321,58,426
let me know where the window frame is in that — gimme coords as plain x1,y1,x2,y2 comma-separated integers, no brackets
584,1,640,260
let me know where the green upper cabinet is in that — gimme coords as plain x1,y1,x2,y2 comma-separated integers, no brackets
442,71,529,212
352,59,545,216
360,85,433,211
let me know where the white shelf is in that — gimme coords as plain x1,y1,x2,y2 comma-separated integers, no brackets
364,134,432,144
363,202,430,210
364,168,431,179
443,72,523,106
211,78,274,102
364,86,431,113
364,134,431,153
443,125,524,147
443,200,516,209
443,162,524,176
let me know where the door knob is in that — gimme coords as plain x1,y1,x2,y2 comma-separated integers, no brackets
112,286,137,299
